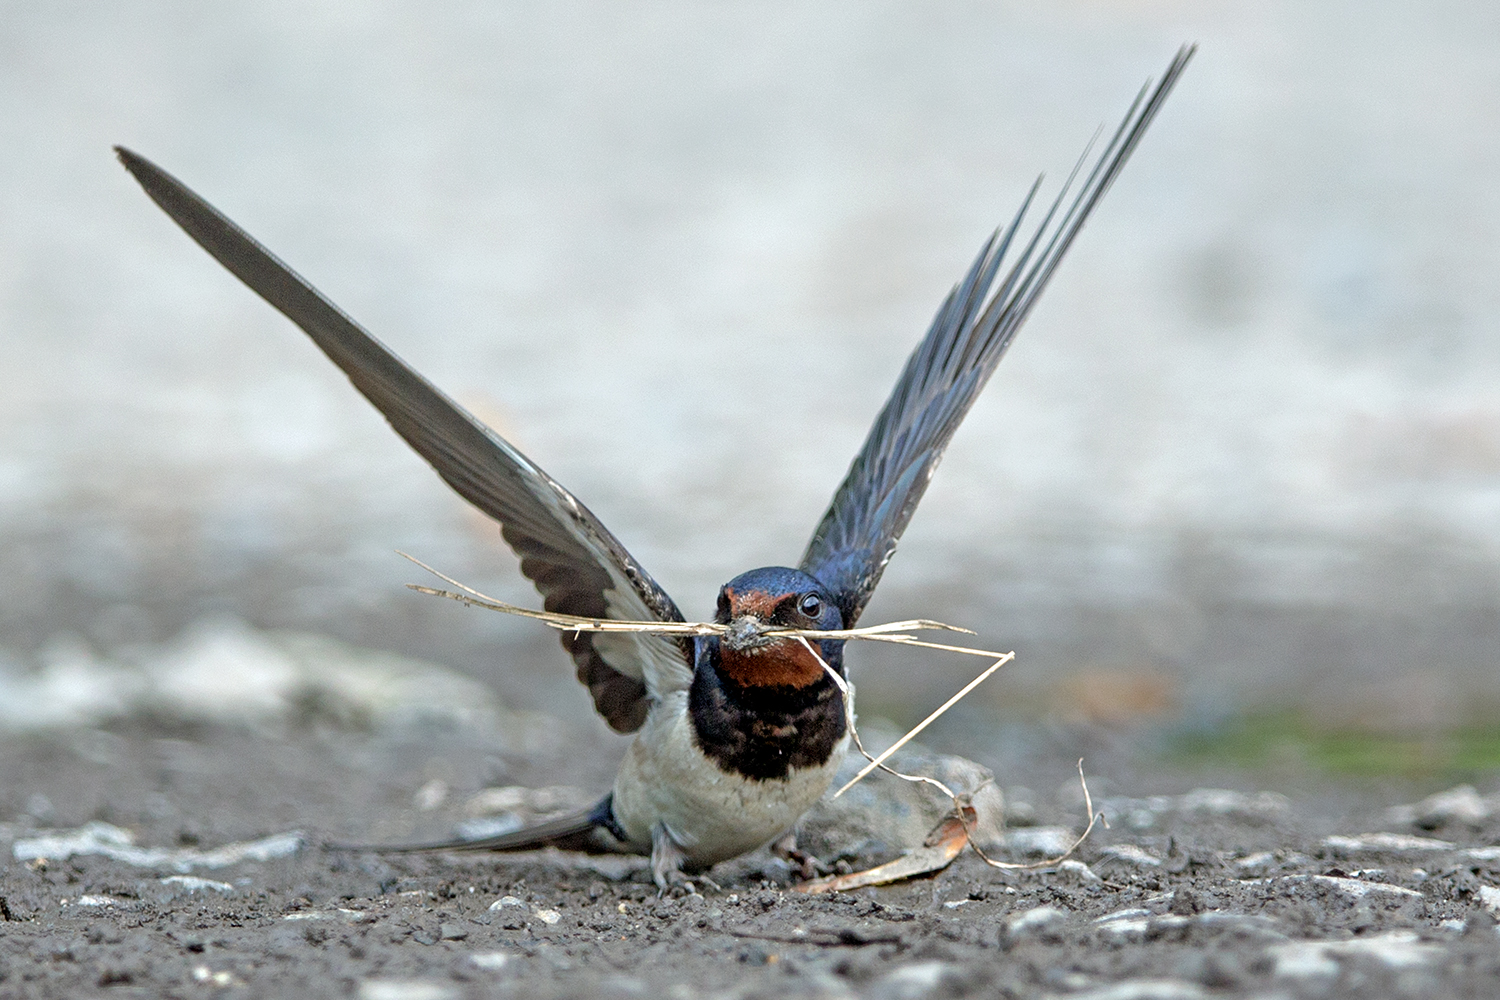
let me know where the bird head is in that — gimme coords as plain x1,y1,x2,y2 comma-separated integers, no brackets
714,566,842,653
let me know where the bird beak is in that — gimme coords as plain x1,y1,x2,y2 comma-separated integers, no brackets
723,615,773,652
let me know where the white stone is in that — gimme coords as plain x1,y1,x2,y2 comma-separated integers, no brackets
469,952,511,970
871,961,954,1000
1276,874,1423,900
1267,931,1443,979
1386,785,1494,827
358,981,459,1000
1324,832,1455,854
1005,905,1066,938
488,895,526,911
1231,851,1275,874
1057,979,1205,1000
1057,859,1100,882
1099,844,1162,867
1005,827,1075,856
13,821,301,872
160,875,234,893
1176,789,1288,817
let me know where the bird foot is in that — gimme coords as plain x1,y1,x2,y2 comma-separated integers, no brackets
772,832,829,881
651,822,697,895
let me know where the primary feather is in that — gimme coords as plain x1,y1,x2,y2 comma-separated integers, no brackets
114,147,694,733
801,45,1194,626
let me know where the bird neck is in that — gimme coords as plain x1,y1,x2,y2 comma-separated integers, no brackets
688,638,848,781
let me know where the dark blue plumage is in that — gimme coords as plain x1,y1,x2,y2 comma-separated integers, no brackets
802,45,1194,626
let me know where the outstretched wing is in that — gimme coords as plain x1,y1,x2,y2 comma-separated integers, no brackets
801,47,1194,626
116,147,692,733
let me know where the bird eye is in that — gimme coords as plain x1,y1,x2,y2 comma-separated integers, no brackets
798,593,823,619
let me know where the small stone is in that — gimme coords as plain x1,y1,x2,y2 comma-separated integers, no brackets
438,922,468,941
358,981,459,1000
1266,932,1442,980
1099,844,1163,868
1386,785,1493,829
1002,905,1066,945
869,961,957,1000
469,952,510,970
1231,851,1275,875
413,779,448,811
1176,789,1288,818
1004,827,1075,856
487,895,526,911
1057,859,1100,883
159,875,234,895
1323,832,1456,856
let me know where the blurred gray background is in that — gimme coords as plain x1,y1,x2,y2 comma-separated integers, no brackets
3,1,1498,736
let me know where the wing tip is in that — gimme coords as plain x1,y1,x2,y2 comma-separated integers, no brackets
113,144,146,177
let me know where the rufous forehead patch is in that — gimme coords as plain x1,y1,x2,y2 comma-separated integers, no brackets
726,588,780,618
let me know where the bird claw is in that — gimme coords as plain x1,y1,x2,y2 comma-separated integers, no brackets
772,832,829,881
651,822,689,893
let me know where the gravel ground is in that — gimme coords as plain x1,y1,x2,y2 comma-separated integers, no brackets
3,635,1500,999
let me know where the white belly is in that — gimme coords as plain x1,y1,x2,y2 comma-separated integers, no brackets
610,689,850,868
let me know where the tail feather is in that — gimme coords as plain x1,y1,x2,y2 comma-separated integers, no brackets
329,797,624,855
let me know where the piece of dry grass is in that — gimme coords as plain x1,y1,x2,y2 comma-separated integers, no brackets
400,551,1103,885
794,637,1103,880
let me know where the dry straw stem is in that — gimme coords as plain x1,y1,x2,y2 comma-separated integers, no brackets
398,551,980,649
795,637,1103,876
400,551,1102,877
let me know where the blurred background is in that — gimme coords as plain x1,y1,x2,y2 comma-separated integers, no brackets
3,1,1499,778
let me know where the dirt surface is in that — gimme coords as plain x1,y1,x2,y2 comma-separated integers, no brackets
4,704,1500,1000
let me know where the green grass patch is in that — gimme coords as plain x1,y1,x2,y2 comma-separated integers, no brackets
1169,710,1500,779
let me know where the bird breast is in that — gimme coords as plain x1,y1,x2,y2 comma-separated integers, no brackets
715,640,828,689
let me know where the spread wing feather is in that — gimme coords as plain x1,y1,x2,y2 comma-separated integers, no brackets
116,147,693,732
801,47,1194,625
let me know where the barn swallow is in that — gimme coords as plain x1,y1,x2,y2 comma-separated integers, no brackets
117,48,1191,887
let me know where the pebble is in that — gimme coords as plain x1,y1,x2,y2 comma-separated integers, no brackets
869,961,955,1000
1230,851,1275,874
191,965,241,987
1385,784,1496,827
1098,844,1163,868
160,875,234,894
1057,859,1101,883
470,952,511,970
1004,827,1075,856
1265,931,1443,979
1265,874,1424,900
12,821,301,871
1003,905,1066,942
488,895,526,911
358,981,459,1000
1323,832,1456,855
1175,789,1288,818
1053,980,1205,1000
69,894,126,907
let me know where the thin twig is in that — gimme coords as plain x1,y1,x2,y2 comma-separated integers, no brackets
795,638,1102,875
399,551,984,644
832,651,1014,798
